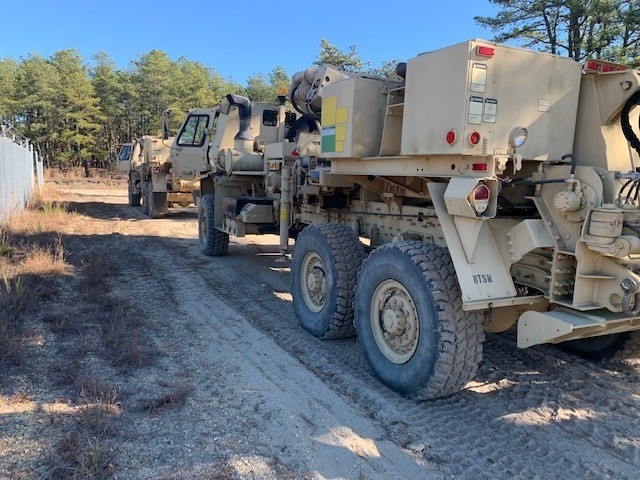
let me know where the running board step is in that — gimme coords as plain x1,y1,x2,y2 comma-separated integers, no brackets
517,308,640,348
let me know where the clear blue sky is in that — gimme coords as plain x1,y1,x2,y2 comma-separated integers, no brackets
2,1,500,84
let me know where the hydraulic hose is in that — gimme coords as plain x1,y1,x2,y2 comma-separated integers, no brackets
561,154,577,176
621,90,640,158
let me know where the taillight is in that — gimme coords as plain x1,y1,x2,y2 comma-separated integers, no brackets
446,130,456,145
472,163,488,171
470,184,490,214
476,46,495,58
469,131,481,146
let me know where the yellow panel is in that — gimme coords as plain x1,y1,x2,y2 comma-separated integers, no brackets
322,96,337,127
336,125,346,142
336,140,343,152
336,107,348,124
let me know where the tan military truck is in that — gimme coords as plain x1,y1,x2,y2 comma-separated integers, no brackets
189,39,640,399
119,136,173,212
122,108,206,217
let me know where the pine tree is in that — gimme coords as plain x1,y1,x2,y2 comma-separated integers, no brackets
0,59,17,121
92,51,127,164
132,50,178,136
13,54,60,166
475,0,640,64
315,38,366,72
51,49,103,167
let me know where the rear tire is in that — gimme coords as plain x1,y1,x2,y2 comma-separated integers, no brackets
355,242,484,399
128,186,141,207
198,194,229,256
148,190,168,219
141,181,150,215
559,333,630,360
290,223,366,339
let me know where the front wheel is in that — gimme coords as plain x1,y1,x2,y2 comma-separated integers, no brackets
198,194,229,256
291,223,366,339
355,242,484,399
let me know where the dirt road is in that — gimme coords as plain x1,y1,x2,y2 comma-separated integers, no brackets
3,182,640,479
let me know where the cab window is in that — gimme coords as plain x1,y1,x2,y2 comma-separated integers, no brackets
177,114,210,147
263,110,278,127
118,145,132,161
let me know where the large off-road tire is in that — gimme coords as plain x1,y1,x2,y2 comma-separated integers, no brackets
128,185,141,207
198,194,229,256
354,242,485,399
147,190,168,219
290,223,366,339
559,333,630,360
141,181,150,215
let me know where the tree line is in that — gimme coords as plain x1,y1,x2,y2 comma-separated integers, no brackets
0,38,398,169
1,1,639,168
0,49,288,168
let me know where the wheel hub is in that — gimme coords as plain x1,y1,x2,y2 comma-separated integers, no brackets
382,305,407,335
306,267,323,293
300,253,326,313
371,281,419,364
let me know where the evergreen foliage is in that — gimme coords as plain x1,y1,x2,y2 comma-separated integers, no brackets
476,0,640,64
1,50,242,168
316,38,366,72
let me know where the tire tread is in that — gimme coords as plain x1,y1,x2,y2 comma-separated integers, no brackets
294,223,366,339
359,241,485,399
199,194,229,256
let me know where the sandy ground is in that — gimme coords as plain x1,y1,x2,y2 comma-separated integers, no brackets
1,181,639,479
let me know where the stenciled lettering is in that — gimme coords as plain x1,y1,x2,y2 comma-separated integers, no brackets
472,274,493,285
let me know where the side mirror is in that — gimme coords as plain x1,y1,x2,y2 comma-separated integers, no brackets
162,109,173,140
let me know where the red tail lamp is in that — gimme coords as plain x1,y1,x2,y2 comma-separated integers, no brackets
446,130,456,145
470,184,490,214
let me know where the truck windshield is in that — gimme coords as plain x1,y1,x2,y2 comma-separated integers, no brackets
118,145,132,161
177,114,210,147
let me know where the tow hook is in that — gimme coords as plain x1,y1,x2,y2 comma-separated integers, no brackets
620,278,640,316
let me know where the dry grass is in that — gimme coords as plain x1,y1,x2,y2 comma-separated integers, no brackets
7,188,78,238
140,380,192,413
79,256,156,368
18,239,67,276
0,274,29,365
1,178,183,478
49,431,116,480
75,377,122,434
103,309,155,368
0,230,12,257
45,167,127,186
0,191,73,368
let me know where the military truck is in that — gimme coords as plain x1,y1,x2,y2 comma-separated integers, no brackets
187,39,640,399
122,109,205,217
119,135,173,212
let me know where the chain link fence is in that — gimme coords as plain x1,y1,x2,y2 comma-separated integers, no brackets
0,121,44,223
